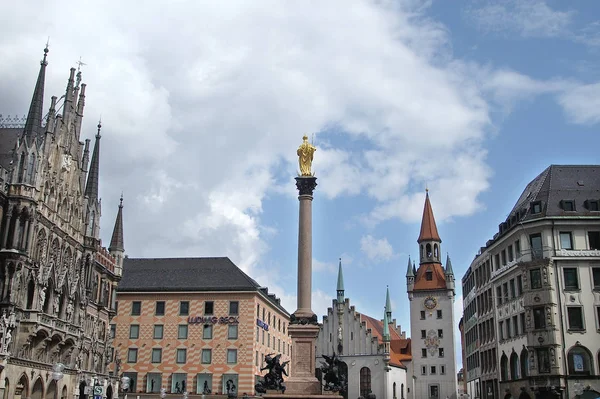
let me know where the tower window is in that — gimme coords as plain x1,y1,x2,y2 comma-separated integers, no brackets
426,244,432,258
426,271,433,281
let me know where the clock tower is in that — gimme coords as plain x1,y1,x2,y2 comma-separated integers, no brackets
407,190,457,399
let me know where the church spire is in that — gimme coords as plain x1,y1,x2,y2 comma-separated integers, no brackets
418,190,441,243
406,255,414,277
23,45,49,139
109,195,125,252
85,121,101,202
336,258,344,303
445,253,454,276
385,285,392,321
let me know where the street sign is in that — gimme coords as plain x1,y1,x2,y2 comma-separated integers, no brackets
94,386,104,396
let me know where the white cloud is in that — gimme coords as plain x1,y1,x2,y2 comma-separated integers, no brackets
465,1,573,38
360,235,395,262
558,83,600,125
1,1,500,300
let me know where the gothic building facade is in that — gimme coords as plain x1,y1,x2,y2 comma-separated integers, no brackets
316,260,411,399
0,47,125,399
407,191,458,399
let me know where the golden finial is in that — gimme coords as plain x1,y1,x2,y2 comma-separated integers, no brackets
297,134,316,176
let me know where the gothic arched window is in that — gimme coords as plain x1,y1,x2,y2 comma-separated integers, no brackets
510,352,519,380
568,345,594,375
520,348,529,377
500,353,509,381
426,243,432,258
26,153,36,183
359,367,371,397
17,151,25,182
434,244,439,259
26,279,35,308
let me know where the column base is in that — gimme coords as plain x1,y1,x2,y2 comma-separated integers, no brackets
287,323,320,395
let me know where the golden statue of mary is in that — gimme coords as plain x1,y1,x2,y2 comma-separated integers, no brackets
297,135,316,176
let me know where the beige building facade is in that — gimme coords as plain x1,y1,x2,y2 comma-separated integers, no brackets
113,257,291,396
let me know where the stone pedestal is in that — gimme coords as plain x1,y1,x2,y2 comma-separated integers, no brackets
285,323,321,395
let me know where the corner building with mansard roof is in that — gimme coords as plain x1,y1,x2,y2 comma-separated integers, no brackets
0,47,125,399
407,191,458,399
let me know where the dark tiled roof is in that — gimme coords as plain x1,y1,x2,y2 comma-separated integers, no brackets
511,165,600,220
118,257,290,315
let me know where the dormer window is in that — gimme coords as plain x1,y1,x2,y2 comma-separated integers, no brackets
425,270,433,281
531,201,542,214
585,200,599,211
561,200,575,212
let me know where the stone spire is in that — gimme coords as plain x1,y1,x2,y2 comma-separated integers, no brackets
109,195,125,252
445,253,454,276
383,304,390,342
418,190,441,243
23,45,49,140
385,285,392,321
336,258,344,303
406,255,414,277
85,121,101,202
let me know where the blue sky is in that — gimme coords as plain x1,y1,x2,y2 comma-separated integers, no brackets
1,1,599,368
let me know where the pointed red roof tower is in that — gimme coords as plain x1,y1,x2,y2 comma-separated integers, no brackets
413,190,446,290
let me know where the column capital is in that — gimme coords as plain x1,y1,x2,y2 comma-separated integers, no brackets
295,176,317,196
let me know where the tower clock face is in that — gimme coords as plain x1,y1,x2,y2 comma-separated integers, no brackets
424,296,438,310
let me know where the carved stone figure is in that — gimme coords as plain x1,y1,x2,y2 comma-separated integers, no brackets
10,268,22,301
53,295,60,313
297,135,316,176
39,286,47,309
66,300,74,320
319,352,347,394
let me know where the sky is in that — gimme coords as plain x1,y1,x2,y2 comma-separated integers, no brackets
1,0,599,369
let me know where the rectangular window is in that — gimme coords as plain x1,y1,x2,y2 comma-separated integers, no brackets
562,268,579,291
129,325,139,339
430,385,439,398
562,200,575,211
438,348,444,357
503,283,508,300
262,329,265,344
513,315,519,336
256,326,260,342
567,307,584,331
508,245,514,262
597,307,600,329
560,232,573,250
127,348,138,363
255,351,259,367
155,301,165,316
201,349,212,364
517,275,523,296
520,313,526,335
589,200,600,211
203,324,213,339
151,348,162,363
178,325,188,339
153,325,164,339
110,324,116,339
430,366,437,374
593,268,600,289
501,250,507,266
499,321,504,340
420,311,426,320
229,301,239,315
589,231,600,250
515,240,521,258
227,349,237,364
421,366,427,375
495,254,501,270
531,201,542,214
421,330,426,339
437,310,442,319
497,286,503,305
530,233,543,259
176,348,187,364
204,301,214,315
180,301,189,316
510,279,516,298
425,271,433,281
533,307,546,329
228,325,238,340
421,348,427,358
530,268,542,289
131,301,141,316
441,365,446,375
438,329,443,338
506,318,512,338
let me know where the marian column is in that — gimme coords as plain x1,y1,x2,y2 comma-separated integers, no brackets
286,135,321,395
